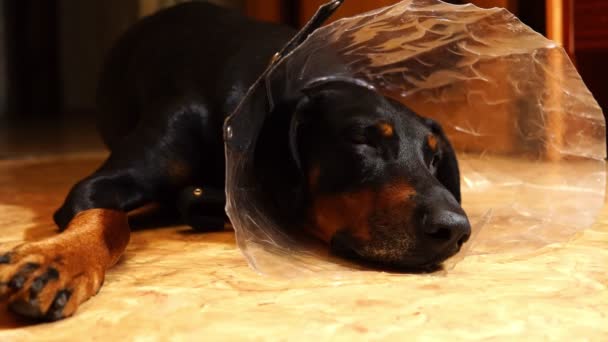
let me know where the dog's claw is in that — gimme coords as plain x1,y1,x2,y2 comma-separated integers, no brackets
0,253,10,264
46,290,72,321
8,263,40,290
29,268,59,297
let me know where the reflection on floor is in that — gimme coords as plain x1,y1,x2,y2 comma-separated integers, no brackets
0,153,607,339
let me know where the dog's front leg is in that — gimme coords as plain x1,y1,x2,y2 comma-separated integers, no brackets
0,209,130,321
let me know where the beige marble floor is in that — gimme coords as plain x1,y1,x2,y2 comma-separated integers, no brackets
0,154,606,341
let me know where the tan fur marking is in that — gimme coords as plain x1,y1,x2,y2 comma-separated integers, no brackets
378,123,394,137
309,181,417,245
308,163,321,191
378,182,416,208
427,134,438,151
310,190,375,243
68,209,130,267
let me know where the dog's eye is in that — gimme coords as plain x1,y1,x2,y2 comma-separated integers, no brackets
349,132,369,145
346,126,371,145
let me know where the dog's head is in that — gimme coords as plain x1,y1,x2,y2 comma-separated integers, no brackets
289,77,471,270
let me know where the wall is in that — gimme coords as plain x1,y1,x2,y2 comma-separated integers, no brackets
59,0,244,113
139,0,244,16
0,4,6,117
59,1,138,112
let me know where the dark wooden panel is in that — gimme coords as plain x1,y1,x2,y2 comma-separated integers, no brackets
0,3,7,117
573,0,608,109
574,0,608,50
572,0,608,154
245,0,289,24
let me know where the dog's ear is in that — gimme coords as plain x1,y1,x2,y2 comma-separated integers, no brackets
425,118,462,203
289,77,375,173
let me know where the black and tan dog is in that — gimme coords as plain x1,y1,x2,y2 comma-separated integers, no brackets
0,2,470,321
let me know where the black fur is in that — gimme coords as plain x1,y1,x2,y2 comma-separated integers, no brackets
54,3,295,228
55,2,470,269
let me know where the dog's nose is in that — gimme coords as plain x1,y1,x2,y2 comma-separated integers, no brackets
423,210,471,250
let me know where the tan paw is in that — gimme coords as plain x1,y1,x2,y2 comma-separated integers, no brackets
0,244,104,321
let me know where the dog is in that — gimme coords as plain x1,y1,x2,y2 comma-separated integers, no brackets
0,2,470,321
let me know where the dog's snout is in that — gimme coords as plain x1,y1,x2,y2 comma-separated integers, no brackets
423,210,471,249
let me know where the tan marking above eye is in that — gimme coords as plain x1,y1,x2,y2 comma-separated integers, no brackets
378,123,394,137
427,134,438,151
308,163,321,191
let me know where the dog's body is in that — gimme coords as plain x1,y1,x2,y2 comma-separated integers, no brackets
63,2,297,221
0,2,470,321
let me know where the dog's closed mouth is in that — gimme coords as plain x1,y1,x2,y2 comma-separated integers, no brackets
329,234,460,274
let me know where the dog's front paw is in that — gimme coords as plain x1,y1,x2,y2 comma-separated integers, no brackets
0,244,104,321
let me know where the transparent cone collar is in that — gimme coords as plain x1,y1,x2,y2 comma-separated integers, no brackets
224,0,606,277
